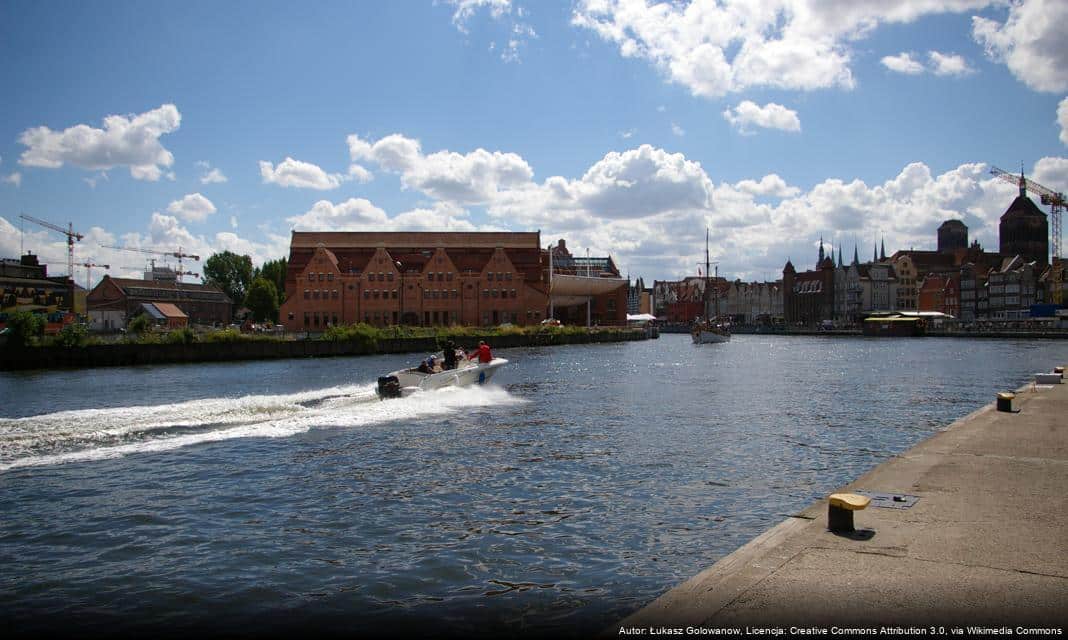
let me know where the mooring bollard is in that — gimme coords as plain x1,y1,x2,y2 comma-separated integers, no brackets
996,392,1015,412
828,492,871,533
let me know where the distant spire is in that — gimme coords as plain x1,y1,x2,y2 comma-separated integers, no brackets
818,236,825,266
1019,166,1026,198
880,237,886,261
853,244,859,266
874,243,878,263
837,246,843,268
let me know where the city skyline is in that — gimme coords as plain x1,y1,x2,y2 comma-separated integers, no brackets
1,0,1066,287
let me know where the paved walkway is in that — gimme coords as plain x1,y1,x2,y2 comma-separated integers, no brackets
616,367,1068,630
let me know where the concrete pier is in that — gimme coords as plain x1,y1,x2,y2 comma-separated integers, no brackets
617,368,1068,630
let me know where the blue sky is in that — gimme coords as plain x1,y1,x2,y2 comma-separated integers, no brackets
2,0,1067,287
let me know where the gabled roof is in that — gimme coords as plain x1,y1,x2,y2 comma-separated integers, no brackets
1001,194,1046,221
152,303,188,319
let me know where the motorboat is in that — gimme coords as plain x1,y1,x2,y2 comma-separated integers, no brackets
376,353,509,399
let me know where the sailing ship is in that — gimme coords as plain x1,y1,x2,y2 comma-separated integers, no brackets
692,228,731,344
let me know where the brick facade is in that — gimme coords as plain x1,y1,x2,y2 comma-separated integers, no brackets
279,231,552,331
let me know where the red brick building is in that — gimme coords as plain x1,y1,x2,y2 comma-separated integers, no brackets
279,231,553,331
917,274,960,317
87,275,233,330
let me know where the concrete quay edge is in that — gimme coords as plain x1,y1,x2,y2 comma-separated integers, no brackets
614,366,1068,631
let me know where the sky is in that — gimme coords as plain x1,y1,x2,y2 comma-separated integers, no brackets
2,0,1067,289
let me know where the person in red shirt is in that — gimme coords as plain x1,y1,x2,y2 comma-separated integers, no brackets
468,340,493,363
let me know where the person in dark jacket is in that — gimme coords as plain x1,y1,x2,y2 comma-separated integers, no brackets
443,339,458,370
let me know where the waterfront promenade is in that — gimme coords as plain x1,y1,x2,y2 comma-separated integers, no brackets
617,366,1068,630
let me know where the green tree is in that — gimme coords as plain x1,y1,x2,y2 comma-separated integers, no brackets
244,278,280,322
256,257,288,305
203,251,254,308
4,311,45,347
127,313,153,336
55,322,89,348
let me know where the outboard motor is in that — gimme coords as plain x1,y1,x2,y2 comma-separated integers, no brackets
377,375,402,399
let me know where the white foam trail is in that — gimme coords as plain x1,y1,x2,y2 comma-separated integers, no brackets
0,384,525,472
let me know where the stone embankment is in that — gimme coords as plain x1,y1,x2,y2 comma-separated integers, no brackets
0,328,647,371
615,366,1068,630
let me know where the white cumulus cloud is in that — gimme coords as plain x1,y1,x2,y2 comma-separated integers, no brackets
347,133,534,203
166,193,217,222
200,167,228,184
571,0,992,98
723,101,801,134
17,104,181,181
928,51,973,76
881,52,925,75
259,157,345,190
286,198,389,230
973,0,1068,92
1059,97,1068,146
2,172,21,187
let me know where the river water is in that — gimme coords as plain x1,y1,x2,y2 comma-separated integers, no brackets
2,335,1066,637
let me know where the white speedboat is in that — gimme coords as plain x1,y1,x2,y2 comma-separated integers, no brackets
376,355,509,399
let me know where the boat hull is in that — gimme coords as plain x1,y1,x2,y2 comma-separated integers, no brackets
692,330,731,344
378,358,508,398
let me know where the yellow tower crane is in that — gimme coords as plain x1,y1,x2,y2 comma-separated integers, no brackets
990,166,1065,305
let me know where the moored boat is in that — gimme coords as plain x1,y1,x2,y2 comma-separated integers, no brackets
691,228,731,344
376,354,509,399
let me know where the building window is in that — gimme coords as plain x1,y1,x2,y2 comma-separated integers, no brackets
483,289,489,298
304,289,310,299
364,313,370,323
482,312,490,325
373,290,380,299
424,311,430,325
304,313,309,326
491,289,499,298
288,312,294,320
308,273,315,282
506,272,512,281
446,272,453,281
487,272,494,281
427,272,434,282
433,311,440,324
332,290,339,299
387,272,394,282
313,290,321,300
363,290,370,299
318,273,325,282
327,273,334,281
314,313,320,327
438,272,444,281
392,311,398,324
391,290,398,299
510,289,516,298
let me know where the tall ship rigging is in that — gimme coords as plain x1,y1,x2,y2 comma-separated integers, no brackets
691,228,731,344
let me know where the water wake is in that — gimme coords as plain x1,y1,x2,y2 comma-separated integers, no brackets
0,383,521,472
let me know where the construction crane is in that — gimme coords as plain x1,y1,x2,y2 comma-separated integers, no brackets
79,262,110,292
19,213,84,281
990,166,1065,304
101,245,201,283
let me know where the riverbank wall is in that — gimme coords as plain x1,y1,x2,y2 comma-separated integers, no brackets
615,366,1068,629
662,323,1068,339
0,328,647,371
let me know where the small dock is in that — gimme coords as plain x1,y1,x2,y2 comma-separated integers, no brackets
616,367,1068,629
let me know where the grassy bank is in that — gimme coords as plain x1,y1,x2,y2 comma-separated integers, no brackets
0,323,646,371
